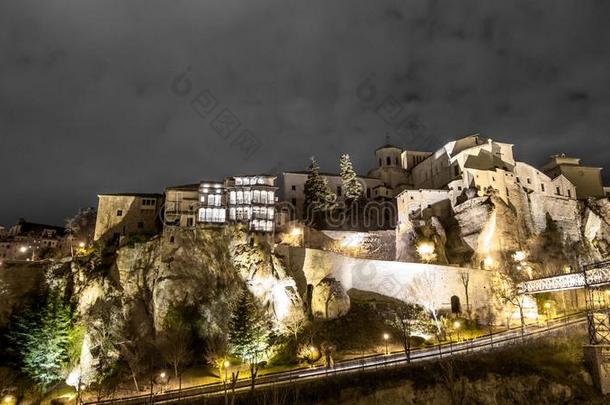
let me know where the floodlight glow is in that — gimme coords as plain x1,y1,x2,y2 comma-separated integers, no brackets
290,227,302,237
19,246,27,253
416,242,435,256
512,251,526,261
340,234,363,248
483,256,494,268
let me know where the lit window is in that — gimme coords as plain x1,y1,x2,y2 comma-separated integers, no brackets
244,191,251,204
268,208,274,219
235,178,243,185
267,191,274,203
230,191,236,204
230,208,236,220
261,191,268,204
253,190,261,203
237,191,243,204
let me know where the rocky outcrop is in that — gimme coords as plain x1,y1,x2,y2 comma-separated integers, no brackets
2,226,305,385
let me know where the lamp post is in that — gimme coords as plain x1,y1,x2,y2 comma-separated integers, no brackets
224,360,230,382
383,333,389,355
544,302,551,328
453,321,461,342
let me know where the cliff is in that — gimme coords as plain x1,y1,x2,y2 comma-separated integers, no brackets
1,225,303,386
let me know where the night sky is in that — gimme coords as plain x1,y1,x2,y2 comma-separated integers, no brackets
1,0,609,227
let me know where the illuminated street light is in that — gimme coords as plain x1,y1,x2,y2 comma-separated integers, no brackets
78,241,86,248
453,321,461,341
160,372,166,379
383,333,390,355
223,360,230,382
544,302,552,327
19,246,28,253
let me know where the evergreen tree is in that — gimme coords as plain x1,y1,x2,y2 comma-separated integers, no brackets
6,290,73,388
339,154,363,203
303,157,336,214
228,289,270,363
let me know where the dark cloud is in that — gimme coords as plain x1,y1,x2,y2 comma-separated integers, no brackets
1,0,609,226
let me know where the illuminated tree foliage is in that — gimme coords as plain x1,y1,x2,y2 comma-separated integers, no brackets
6,290,73,388
228,289,270,363
339,154,363,203
304,157,336,213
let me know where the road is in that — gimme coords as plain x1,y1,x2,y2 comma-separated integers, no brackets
84,312,586,404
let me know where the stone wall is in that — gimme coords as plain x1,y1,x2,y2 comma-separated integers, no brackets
280,247,494,313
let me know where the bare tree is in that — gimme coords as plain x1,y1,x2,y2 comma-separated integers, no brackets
204,334,230,380
439,358,468,405
406,271,443,335
458,271,471,318
483,305,496,347
385,302,428,362
277,306,308,341
118,341,149,392
492,273,527,337
157,307,192,386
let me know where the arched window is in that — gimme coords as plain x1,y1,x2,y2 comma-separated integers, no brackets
386,156,391,165
379,158,382,167
395,157,399,165
450,295,461,314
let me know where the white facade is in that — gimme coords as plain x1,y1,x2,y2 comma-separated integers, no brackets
196,175,277,232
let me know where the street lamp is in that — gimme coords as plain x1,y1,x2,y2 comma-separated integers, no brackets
78,241,86,248
383,333,389,355
19,246,27,253
544,302,552,327
453,321,461,341
223,360,230,382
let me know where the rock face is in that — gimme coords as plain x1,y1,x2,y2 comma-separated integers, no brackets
311,277,350,319
2,226,305,385
397,189,610,273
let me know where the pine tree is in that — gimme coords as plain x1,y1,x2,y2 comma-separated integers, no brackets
228,289,270,364
303,157,336,214
339,154,363,203
6,290,73,388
